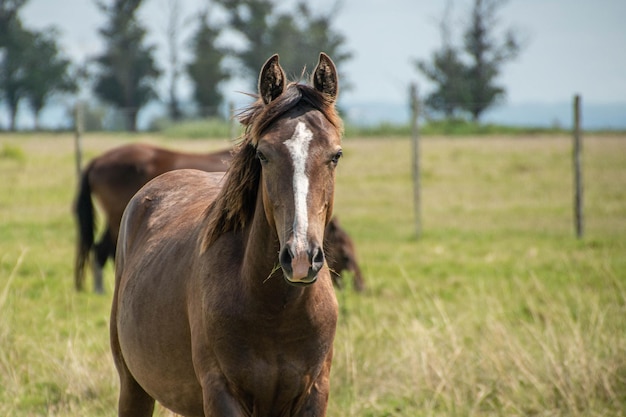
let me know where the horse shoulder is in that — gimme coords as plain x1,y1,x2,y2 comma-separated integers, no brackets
118,170,224,262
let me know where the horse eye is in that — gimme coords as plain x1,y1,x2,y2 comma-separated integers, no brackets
256,150,268,163
331,150,343,164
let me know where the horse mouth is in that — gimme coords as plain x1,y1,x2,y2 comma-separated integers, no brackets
283,272,318,287
281,263,319,287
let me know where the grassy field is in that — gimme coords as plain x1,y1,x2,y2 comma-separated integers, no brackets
1,132,625,416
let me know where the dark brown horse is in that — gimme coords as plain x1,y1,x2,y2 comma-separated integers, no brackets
74,144,365,294
73,144,232,293
111,53,342,416
325,216,365,292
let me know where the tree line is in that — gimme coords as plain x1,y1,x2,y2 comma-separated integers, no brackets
0,0,520,132
0,0,76,130
0,0,352,131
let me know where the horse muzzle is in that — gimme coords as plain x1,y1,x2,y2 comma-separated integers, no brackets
279,243,324,286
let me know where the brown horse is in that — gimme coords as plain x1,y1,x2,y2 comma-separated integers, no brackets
111,53,342,416
73,144,232,293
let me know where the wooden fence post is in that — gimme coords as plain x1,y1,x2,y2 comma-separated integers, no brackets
74,101,84,177
573,94,584,238
410,83,421,239
229,101,236,141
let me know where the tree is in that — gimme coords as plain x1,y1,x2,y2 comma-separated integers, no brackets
417,47,468,119
215,0,351,89
22,28,77,129
0,0,29,130
213,0,274,84
289,1,352,80
462,0,520,121
415,1,468,118
1,1,75,130
93,0,161,131
415,0,521,121
186,8,230,118
164,0,183,121
0,0,27,39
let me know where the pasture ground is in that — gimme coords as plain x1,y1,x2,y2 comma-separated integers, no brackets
0,132,625,416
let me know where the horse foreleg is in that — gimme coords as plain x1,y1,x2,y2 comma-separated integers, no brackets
117,372,156,417
296,354,333,417
91,257,104,294
93,228,115,293
351,265,365,293
200,374,249,416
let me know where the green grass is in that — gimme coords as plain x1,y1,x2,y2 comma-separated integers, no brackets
0,142,26,163
1,132,625,416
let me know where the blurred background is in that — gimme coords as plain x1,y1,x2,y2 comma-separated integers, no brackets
2,2,626,416
2,0,626,131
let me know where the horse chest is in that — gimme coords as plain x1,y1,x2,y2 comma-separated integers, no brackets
226,343,321,415
204,310,330,411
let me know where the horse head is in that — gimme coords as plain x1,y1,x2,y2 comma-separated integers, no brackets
255,54,342,286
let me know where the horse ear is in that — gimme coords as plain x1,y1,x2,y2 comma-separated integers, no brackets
312,52,339,102
258,54,286,105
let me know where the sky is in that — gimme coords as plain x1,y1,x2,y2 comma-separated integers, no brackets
15,0,626,127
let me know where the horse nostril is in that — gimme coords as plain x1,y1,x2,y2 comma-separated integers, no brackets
311,246,325,272
280,245,294,270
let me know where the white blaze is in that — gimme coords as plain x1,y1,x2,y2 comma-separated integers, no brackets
284,122,313,252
